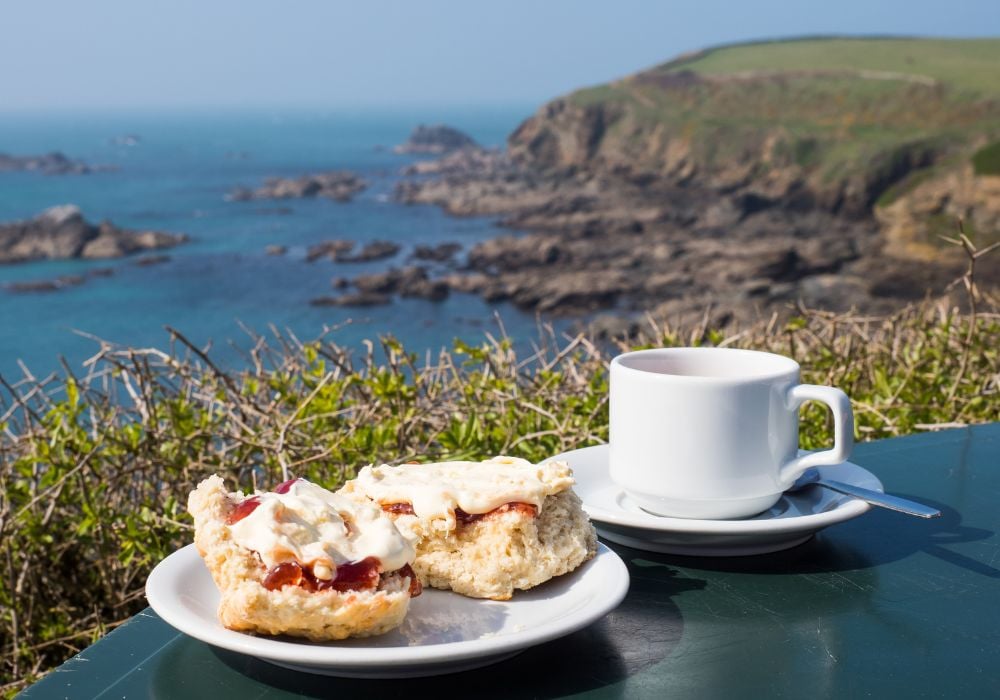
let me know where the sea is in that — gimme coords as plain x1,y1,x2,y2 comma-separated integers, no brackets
0,107,566,380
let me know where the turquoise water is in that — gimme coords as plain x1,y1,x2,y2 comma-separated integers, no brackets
0,107,560,377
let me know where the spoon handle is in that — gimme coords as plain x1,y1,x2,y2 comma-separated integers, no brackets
818,479,941,518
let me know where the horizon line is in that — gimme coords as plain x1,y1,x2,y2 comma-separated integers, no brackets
0,100,545,118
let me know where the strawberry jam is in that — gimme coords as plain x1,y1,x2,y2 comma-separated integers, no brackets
231,476,419,598
261,557,393,594
226,496,262,525
263,561,306,590
227,477,299,525
398,564,423,597
274,477,301,494
316,556,381,593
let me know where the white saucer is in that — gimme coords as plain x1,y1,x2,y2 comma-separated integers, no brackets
552,444,882,556
145,543,629,678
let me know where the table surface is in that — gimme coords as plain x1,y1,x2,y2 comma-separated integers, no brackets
21,424,1000,699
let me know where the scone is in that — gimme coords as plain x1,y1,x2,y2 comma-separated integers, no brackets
188,474,421,640
338,456,597,600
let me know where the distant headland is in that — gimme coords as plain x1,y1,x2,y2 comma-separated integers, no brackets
390,36,1000,323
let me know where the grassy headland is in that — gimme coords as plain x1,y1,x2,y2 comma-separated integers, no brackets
511,37,1000,253
665,37,1000,92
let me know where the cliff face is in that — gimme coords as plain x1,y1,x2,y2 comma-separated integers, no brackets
877,161,1000,258
393,38,1000,320
508,39,1000,243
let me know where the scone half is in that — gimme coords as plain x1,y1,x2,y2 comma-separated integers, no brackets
188,474,420,641
339,456,598,601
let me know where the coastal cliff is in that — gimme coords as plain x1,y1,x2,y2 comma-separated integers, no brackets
396,38,1000,321
508,38,1000,235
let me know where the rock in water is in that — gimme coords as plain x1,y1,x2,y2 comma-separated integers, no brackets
411,242,461,262
309,292,391,307
5,275,87,293
0,206,187,264
352,266,428,294
337,241,400,263
228,172,367,202
0,152,94,175
394,125,478,154
349,266,450,301
306,240,355,262
132,255,172,267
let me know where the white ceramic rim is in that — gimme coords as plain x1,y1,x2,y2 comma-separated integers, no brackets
145,542,629,669
554,444,878,534
611,347,801,385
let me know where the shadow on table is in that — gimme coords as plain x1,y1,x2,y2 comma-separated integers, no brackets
640,498,995,578
889,495,999,579
181,561,701,699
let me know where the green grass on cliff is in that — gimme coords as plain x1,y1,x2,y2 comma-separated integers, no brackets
573,36,1000,135
663,37,1000,95
573,37,1000,119
567,37,1000,212
972,139,1000,175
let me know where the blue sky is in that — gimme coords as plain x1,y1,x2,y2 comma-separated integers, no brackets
2,0,998,111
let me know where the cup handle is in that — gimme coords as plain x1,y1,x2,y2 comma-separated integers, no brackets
778,384,854,488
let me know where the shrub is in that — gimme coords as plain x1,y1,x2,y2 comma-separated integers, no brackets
971,139,1000,176
1,297,998,696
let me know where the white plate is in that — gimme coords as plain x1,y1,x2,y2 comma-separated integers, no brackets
145,542,629,678
554,444,882,556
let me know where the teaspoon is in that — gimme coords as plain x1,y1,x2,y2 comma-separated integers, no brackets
789,468,941,518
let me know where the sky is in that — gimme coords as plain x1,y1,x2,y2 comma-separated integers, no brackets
1,0,999,112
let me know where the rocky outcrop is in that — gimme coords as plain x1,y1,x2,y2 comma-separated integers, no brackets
4,267,117,294
394,125,478,154
303,239,401,264
875,163,1000,259
507,91,955,220
133,254,171,267
0,152,96,175
424,205,874,316
307,240,355,262
304,239,401,265
228,172,366,202
309,292,391,307
401,148,506,176
351,266,449,301
5,275,86,293
312,266,453,308
337,241,400,263
391,142,992,317
0,206,187,264
411,242,461,263
389,41,1000,319
352,266,426,294
394,157,564,218
501,39,1000,228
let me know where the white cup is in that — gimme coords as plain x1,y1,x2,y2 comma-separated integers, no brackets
609,347,854,519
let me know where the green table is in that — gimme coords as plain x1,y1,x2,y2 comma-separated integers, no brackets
21,425,1000,699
